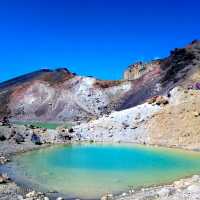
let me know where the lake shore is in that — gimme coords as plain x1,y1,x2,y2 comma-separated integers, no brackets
1,124,200,200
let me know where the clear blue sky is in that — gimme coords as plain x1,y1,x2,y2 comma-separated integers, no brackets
0,0,200,82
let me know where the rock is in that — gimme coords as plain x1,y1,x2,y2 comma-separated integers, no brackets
121,192,127,196
101,193,113,200
0,133,6,141
8,130,17,139
59,132,73,141
31,133,42,145
155,96,169,105
13,133,25,144
25,191,47,199
193,111,200,117
0,156,9,164
0,173,9,184
187,184,200,193
131,125,137,129
68,128,74,133
147,96,157,104
157,188,170,197
17,195,24,200
25,191,37,198
174,180,185,188
1,116,10,126
56,197,64,200
147,96,168,106
122,122,129,129
192,175,200,181
29,124,36,129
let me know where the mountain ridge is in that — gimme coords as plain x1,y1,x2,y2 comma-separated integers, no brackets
0,40,200,122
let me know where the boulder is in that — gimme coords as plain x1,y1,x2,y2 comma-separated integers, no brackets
101,193,113,200
25,191,37,198
0,133,6,141
8,130,16,139
147,96,168,106
25,191,48,199
0,174,9,184
59,133,73,141
56,197,64,200
193,111,200,117
1,116,10,126
155,96,169,105
68,128,74,133
31,133,42,145
13,133,25,144
0,156,9,164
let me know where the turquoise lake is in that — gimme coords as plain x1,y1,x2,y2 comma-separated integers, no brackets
9,144,200,199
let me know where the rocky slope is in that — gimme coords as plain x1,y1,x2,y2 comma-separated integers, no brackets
0,69,131,122
73,85,200,150
0,40,200,123
147,86,200,149
120,40,200,109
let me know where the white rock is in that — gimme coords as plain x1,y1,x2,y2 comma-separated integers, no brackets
174,180,185,188
25,191,36,198
17,195,24,200
192,175,200,181
101,193,113,200
121,193,126,196
187,184,200,193
56,197,64,200
157,188,170,197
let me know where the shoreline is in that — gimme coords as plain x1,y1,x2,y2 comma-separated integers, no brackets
2,139,200,200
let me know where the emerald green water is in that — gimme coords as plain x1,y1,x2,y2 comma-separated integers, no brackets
10,144,200,199
13,121,71,129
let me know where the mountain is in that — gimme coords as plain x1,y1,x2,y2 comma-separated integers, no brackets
0,68,131,122
119,40,200,109
0,40,200,122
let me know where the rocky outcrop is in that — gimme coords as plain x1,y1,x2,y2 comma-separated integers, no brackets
119,40,200,110
123,60,162,80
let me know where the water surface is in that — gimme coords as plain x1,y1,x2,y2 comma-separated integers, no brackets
12,121,71,129
7,144,200,199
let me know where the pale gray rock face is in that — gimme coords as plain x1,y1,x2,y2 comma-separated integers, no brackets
73,103,161,143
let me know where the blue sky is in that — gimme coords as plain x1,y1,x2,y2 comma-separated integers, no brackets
0,0,200,82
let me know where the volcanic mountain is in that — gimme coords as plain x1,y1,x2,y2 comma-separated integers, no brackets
0,40,200,122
